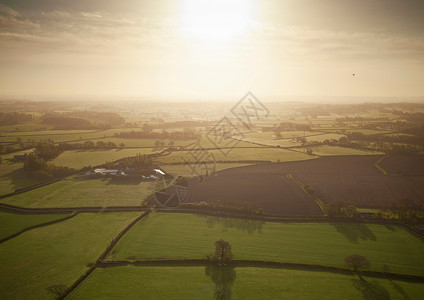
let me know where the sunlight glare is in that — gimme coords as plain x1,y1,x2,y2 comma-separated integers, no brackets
180,0,254,43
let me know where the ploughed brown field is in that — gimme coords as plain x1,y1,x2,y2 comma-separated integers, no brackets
379,155,424,176
177,155,424,214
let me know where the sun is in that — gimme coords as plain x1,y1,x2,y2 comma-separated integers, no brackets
180,0,254,43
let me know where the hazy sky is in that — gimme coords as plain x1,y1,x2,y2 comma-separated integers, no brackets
0,0,423,100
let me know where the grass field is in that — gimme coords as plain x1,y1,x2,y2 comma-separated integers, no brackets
306,133,347,142
111,213,424,276
0,123,53,132
0,149,41,195
68,266,424,300
0,212,68,240
160,163,253,177
1,176,155,208
52,148,155,169
0,212,140,300
155,148,314,164
311,145,384,156
197,135,264,148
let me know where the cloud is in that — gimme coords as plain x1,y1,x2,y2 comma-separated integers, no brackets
0,3,20,17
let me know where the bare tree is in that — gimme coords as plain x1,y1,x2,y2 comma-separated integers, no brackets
344,254,371,273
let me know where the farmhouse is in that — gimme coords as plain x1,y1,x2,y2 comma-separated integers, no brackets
85,168,127,176
358,212,376,219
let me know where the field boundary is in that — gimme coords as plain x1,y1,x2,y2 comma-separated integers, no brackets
98,259,424,283
1,202,422,233
60,211,150,300
286,173,325,213
374,156,401,176
0,212,78,244
0,178,63,199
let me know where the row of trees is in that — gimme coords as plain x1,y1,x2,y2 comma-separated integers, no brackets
324,200,358,218
23,153,74,180
33,140,125,161
0,112,34,125
114,129,200,140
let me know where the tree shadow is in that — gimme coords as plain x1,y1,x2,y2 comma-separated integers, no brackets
106,177,143,185
390,280,410,300
199,215,264,235
384,224,396,232
331,222,377,243
205,265,236,300
352,276,390,300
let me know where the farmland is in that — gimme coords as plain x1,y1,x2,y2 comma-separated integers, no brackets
52,148,155,169
1,100,424,299
175,155,424,210
1,176,155,208
111,213,424,276
0,212,140,300
154,147,314,164
68,266,424,300
0,211,67,240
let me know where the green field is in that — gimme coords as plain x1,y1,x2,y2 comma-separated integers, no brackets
52,148,155,169
111,213,424,276
0,122,53,132
1,176,155,208
0,128,152,144
70,137,198,148
68,266,424,300
0,212,68,240
311,145,384,156
0,149,41,195
155,148,313,164
0,212,140,300
197,135,264,148
160,163,253,177
306,133,347,142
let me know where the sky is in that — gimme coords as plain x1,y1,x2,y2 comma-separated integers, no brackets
0,0,423,100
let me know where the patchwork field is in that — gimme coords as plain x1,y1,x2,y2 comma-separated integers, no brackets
68,266,424,300
0,212,140,300
160,163,253,177
1,176,155,208
111,213,424,276
155,147,314,164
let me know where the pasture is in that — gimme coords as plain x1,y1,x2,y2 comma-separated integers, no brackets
68,266,424,300
155,147,314,164
0,212,140,300
0,211,67,240
160,163,253,177
310,145,383,156
111,213,424,276
0,149,41,195
52,148,155,169
1,176,155,208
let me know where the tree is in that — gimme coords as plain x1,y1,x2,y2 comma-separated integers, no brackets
344,254,370,273
344,205,358,218
209,239,233,265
